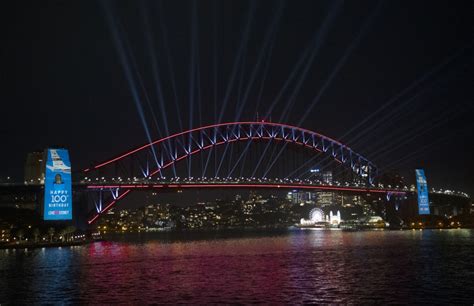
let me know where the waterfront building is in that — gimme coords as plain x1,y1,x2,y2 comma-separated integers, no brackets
327,210,342,225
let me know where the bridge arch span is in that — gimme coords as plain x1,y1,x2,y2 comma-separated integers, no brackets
84,121,377,184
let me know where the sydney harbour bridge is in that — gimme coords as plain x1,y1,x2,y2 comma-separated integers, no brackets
1,121,469,226
80,121,387,224
76,121,468,224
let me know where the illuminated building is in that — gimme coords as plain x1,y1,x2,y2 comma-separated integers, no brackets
321,171,333,184
327,210,341,225
0,222,11,242
287,191,317,205
316,191,334,206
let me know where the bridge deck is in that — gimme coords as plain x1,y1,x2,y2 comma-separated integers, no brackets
82,182,407,194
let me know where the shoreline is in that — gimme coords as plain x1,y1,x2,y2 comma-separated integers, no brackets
2,227,472,249
100,226,474,237
0,239,98,250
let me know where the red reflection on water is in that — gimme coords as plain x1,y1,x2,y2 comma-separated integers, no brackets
79,237,298,303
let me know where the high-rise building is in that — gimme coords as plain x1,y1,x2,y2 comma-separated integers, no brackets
315,191,334,206
310,169,333,184
322,171,333,184
287,191,316,205
24,151,45,184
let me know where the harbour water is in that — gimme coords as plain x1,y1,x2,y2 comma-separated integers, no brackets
0,229,473,304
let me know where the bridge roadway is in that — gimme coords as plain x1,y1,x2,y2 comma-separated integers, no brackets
81,181,407,195
0,180,469,199
0,180,407,195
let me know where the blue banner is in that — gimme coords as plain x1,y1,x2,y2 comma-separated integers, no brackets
43,149,72,220
415,169,430,215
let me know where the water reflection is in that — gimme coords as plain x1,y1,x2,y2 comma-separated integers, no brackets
0,229,473,304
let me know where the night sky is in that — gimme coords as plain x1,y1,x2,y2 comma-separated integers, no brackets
1,1,473,195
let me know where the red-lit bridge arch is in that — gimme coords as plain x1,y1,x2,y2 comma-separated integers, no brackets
83,121,380,223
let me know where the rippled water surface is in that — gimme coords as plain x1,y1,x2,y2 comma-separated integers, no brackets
1,229,473,304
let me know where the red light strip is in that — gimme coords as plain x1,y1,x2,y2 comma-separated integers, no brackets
87,189,132,224
85,183,405,194
87,214,99,224
87,121,353,171
168,184,405,194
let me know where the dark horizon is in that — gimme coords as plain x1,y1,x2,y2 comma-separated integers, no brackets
1,0,473,195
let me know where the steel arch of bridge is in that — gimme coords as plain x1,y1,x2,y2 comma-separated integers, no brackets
84,121,377,183
84,122,378,224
